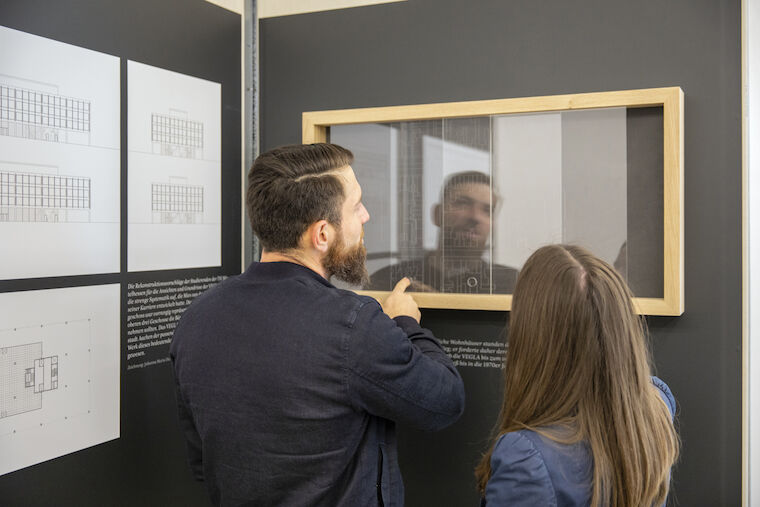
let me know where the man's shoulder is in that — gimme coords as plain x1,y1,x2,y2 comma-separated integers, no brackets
266,270,382,321
490,262,519,293
193,272,245,300
175,274,241,323
327,286,382,318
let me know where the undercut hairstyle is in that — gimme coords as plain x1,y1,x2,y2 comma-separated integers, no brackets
246,143,354,252
475,244,679,506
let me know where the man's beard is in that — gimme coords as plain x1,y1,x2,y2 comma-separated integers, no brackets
323,232,369,287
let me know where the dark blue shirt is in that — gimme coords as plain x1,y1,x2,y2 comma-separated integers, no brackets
170,261,465,506
484,377,676,507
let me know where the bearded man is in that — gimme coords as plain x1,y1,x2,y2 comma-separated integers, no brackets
170,143,465,506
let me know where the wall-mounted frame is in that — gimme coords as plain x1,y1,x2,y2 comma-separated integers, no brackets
303,87,683,315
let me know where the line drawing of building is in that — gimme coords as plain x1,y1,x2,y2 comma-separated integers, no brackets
151,110,203,159
151,182,204,224
0,169,91,223
0,81,91,144
0,342,58,419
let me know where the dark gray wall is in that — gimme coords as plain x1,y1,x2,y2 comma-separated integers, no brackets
0,0,240,504
260,1,742,505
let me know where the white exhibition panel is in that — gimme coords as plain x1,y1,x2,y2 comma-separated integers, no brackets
127,60,221,272
0,284,120,476
492,112,563,269
0,26,120,280
492,109,627,269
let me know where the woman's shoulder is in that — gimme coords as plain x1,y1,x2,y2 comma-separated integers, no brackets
490,430,549,479
487,429,592,507
493,429,539,455
651,376,676,419
487,431,558,506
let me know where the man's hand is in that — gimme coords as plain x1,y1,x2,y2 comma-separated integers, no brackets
381,277,421,322
408,279,437,293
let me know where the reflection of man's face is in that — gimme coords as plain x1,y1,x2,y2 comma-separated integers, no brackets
441,182,492,252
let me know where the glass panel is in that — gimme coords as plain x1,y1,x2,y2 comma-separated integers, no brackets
436,117,504,293
327,105,663,298
329,122,397,290
560,108,628,280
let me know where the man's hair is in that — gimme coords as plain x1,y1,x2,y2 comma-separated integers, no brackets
442,171,491,198
441,171,500,209
475,244,679,506
246,143,354,252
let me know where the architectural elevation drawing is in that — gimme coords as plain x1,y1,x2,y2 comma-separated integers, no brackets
151,181,204,224
0,80,91,145
0,284,119,476
0,169,91,223
0,343,58,419
151,110,204,159
0,26,120,280
128,60,221,271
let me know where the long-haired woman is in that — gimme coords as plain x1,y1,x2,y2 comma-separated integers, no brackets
475,244,679,506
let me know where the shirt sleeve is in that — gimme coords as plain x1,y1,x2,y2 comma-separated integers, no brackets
484,432,557,507
344,300,465,431
651,376,676,420
173,373,205,481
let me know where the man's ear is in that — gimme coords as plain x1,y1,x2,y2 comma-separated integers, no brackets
432,203,442,227
306,219,331,253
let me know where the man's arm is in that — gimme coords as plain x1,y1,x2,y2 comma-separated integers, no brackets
345,280,465,431
172,370,205,481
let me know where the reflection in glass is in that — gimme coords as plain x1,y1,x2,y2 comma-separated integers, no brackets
329,106,663,298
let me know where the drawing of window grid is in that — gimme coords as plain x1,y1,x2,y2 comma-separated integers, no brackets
0,343,58,419
151,182,204,224
0,82,91,144
151,112,203,159
0,170,91,223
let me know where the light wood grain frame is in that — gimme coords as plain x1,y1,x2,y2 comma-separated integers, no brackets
303,87,684,315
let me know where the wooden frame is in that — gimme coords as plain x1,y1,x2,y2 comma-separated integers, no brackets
303,87,684,315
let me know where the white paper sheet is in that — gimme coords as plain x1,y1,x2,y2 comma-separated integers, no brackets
0,26,121,279
0,284,120,475
127,60,221,271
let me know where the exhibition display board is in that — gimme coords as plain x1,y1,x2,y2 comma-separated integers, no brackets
0,1,240,504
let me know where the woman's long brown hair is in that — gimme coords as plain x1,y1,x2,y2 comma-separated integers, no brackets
475,245,679,506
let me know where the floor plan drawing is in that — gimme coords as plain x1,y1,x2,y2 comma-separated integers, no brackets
0,169,91,223
151,110,203,159
0,79,91,145
0,319,91,432
0,285,118,476
0,343,58,419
